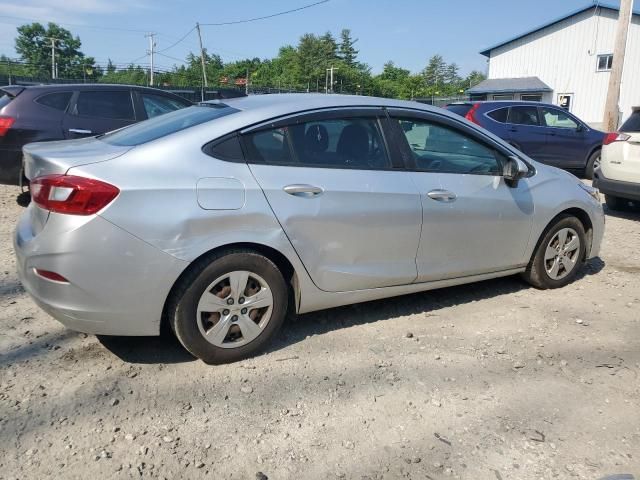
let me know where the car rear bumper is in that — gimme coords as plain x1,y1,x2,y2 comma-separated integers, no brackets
14,206,188,336
0,146,23,186
593,169,640,201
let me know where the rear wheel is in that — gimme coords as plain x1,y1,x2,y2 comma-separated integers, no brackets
522,215,586,289
585,150,601,179
168,250,288,364
604,194,628,211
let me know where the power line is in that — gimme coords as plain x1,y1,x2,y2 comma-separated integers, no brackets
156,26,196,53
199,0,330,26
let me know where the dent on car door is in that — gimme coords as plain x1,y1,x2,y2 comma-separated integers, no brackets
389,110,535,282
242,109,423,292
63,90,136,138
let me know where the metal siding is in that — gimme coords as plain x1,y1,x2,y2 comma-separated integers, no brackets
487,9,640,126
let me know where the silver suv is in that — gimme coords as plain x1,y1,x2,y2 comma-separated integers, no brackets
14,94,605,363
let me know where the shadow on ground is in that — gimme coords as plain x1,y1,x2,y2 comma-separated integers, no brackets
604,202,640,221
96,258,605,364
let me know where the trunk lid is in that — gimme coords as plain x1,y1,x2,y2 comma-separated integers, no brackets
23,136,133,180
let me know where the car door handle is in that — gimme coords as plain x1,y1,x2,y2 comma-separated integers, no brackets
283,184,324,197
68,128,92,135
427,189,457,203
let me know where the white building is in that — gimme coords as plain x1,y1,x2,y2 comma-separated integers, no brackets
469,3,640,128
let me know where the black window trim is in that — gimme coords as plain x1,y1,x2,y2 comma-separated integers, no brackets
484,106,510,124
386,107,535,177
238,107,399,172
70,89,136,121
34,90,73,113
202,132,246,163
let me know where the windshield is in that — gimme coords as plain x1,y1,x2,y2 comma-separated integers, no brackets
100,104,239,146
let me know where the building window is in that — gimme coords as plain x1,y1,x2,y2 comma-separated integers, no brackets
521,94,542,102
597,54,613,72
492,94,514,100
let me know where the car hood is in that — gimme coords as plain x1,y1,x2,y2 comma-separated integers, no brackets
23,137,133,180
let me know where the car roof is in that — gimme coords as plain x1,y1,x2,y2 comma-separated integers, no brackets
207,93,444,116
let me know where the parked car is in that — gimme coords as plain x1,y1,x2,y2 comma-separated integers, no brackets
15,94,604,364
593,106,640,210
0,84,192,186
445,101,605,178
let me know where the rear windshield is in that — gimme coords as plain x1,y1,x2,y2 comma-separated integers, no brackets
100,104,239,146
620,111,640,132
445,104,473,116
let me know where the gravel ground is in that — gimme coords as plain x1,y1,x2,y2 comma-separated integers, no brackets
1,183,639,480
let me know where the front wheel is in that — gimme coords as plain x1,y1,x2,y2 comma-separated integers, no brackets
522,215,586,289
168,250,288,364
585,150,601,179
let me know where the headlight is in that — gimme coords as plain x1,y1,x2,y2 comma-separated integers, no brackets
578,182,600,202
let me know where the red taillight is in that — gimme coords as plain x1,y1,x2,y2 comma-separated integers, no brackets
30,175,119,215
603,132,631,145
34,269,69,283
0,116,15,136
464,104,481,125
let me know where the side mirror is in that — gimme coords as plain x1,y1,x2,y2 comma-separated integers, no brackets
503,155,529,188
576,123,584,132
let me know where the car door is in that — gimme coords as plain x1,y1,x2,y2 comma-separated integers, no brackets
241,108,423,292
505,105,547,162
62,89,137,139
388,109,535,282
540,106,588,169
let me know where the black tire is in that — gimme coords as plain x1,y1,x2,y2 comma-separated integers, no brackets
605,194,628,211
585,149,601,179
522,215,587,289
167,249,288,364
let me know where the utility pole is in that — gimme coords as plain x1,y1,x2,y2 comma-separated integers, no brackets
145,33,156,86
195,23,208,88
245,68,249,95
325,66,338,93
603,0,634,131
46,37,59,79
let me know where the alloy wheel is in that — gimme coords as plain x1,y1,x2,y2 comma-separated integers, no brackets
196,270,274,348
544,227,581,280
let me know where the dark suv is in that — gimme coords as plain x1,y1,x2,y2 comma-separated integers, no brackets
0,84,192,185
445,101,605,178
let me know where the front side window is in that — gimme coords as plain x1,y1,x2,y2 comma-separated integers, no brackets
244,116,390,169
542,108,578,129
395,117,503,175
74,90,134,120
597,54,613,72
35,92,72,111
141,93,189,119
508,106,540,126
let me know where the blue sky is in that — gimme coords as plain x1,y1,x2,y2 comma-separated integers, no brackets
0,0,612,75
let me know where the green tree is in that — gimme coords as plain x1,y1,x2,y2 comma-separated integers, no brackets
15,22,98,79
422,54,447,92
338,29,359,67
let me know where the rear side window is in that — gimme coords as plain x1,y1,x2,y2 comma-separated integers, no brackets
35,92,72,111
0,93,14,110
243,117,390,169
74,91,135,120
395,117,503,175
487,107,508,123
101,104,238,146
508,106,540,126
205,134,244,162
620,111,640,132
141,93,189,119
445,104,473,116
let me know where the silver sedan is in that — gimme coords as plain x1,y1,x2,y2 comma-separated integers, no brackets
14,94,605,363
